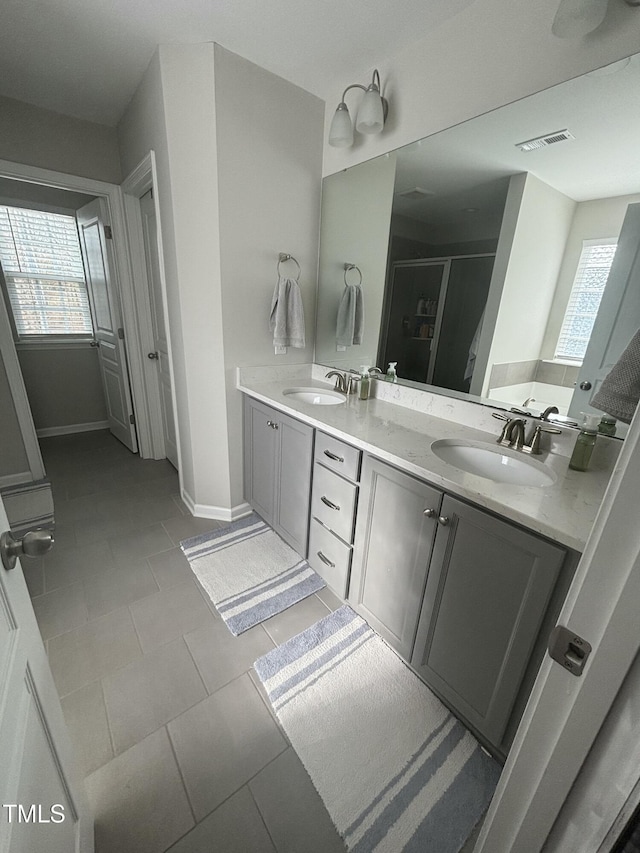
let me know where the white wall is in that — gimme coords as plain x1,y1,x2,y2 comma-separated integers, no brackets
480,173,575,395
118,44,233,514
321,0,640,176
0,95,121,183
541,191,640,359
315,154,396,370
213,45,324,507
0,352,29,479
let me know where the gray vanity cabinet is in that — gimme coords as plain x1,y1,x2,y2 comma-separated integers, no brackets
348,455,443,660
411,495,565,748
243,396,313,555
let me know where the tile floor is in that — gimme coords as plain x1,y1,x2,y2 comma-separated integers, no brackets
25,430,483,853
26,431,345,853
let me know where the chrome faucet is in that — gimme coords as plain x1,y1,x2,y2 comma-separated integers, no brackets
325,369,361,394
493,412,561,455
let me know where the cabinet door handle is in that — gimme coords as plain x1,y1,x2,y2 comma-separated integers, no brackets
323,449,344,463
438,516,450,526
317,550,336,568
423,508,436,518
321,496,340,511
266,420,279,429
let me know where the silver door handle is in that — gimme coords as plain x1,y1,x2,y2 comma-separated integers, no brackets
579,381,592,390
321,496,340,511
148,351,159,360
1,529,54,571
317,551,336,568
323,450,344,463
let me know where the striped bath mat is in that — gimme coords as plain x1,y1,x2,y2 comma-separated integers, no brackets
180,513,325,635
254,605,500,853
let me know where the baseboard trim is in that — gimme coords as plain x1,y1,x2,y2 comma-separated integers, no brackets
181,490,252,523
0,471,33,489
36,420,110,438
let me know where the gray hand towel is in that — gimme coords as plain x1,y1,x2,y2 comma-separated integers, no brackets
269,276,305,349
591,328,640,424
336,284,364,347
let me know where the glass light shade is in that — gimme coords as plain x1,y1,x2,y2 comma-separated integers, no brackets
355,87,384,134
328,103,354,148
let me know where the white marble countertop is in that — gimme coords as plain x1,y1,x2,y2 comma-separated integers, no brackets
237,374,615,552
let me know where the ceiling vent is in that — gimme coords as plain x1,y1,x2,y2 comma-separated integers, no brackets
515,129,575,152
395,186,435,201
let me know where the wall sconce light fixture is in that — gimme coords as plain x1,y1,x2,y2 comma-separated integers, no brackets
328,69,388,148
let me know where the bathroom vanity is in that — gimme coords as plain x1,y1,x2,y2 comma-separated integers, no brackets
240,372,613,758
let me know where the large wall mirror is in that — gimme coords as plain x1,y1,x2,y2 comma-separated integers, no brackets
315,53,640,438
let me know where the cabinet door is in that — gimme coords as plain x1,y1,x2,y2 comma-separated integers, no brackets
243,397,277,525
349,456,442,660
275,410,313,556
412,495,565,748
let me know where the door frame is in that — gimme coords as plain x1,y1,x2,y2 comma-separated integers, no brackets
121,152,182,477
0,156,159,462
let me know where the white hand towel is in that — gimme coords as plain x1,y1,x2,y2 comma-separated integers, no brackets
336,284,364,347
269,276,306,350
591,328,640,424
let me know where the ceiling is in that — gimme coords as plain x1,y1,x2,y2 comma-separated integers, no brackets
392,53,640,227
0,0,476,127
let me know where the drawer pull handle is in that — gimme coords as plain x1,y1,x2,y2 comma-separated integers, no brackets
321,496,341,511
317,550,336,568
323,450,344,463
266,420,279,430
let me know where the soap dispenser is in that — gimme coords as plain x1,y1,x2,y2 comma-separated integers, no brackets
569,413,600,471
359,365,371,401
385,362,397,383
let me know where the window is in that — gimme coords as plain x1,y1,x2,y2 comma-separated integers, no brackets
554,238,617,363
0,205,93,338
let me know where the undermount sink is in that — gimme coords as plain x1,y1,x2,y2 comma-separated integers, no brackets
283,387,345,406
431,439,557,487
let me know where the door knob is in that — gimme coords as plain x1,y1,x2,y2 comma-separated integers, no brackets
438,516,450,526
579,381,592,390
90,340,100,347
148,351,159,360
423,508,436,518
1,529,54,571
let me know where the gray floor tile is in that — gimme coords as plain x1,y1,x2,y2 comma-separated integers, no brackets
127,495,186,527
44,540,117,592
316,586,345,612
166,786,276,853
262,594,331,645
32,582,88,640
109,523,174,565
147,547,194,590
61,680,114,776
168,674,287,820
74,514,136,547
185,620,274,694
248,669,290,744
52,494,102,525
161,514,224,546
250,748,346,853
85,727,194,853
21,557,44,598
65,472,117,499
84,559,159,620
51,522,77,550
130,581,217,652
48,605,142,697
103,637,207,754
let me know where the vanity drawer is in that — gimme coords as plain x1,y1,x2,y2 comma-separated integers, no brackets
311,463,358,544
308,519,351,598
314,432,361,483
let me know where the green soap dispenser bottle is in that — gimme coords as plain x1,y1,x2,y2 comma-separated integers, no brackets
569,413,600,472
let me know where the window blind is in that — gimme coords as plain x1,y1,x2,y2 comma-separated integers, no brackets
0,205,93,336
555,239,617,362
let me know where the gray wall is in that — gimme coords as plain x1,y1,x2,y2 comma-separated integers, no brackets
0,94,122,184
18,346,107,432
0,351,29,478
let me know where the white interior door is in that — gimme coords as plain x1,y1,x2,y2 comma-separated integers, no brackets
139,191,177,468
0,498,93,852
570,203,640,421
77,199,138,453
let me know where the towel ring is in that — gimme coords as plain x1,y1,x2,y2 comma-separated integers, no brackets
278,253,301,282
344,263,362,288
